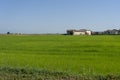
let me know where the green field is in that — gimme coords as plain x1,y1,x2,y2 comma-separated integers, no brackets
0,35,120,76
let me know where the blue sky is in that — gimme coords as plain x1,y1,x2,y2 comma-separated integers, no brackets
0,0,120,33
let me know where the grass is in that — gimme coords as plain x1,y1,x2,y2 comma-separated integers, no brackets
0,34,120,78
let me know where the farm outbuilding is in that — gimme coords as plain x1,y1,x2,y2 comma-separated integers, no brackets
67,29,91,35
104,29,120,35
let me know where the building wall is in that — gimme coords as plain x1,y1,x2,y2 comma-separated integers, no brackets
73,32,86,35
86,31,91,35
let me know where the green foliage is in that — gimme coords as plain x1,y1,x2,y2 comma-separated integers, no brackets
0,67,120,80
0,35,120,75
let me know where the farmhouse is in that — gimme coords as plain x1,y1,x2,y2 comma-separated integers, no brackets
67,29,91,35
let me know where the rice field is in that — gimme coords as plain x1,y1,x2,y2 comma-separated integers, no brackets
0,34,120,78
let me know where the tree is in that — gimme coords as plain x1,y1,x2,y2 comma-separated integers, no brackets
7,32,10,34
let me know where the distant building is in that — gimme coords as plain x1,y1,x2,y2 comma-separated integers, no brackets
104,29,120,35
67,29,91,35
67,28,120,35
92,29,120,35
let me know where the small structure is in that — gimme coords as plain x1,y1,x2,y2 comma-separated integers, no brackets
104,29,120,35
67,29,91,35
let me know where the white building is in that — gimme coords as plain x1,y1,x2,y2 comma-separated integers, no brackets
67,29,92,35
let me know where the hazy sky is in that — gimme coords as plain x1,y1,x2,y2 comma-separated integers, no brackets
0,0,120,33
